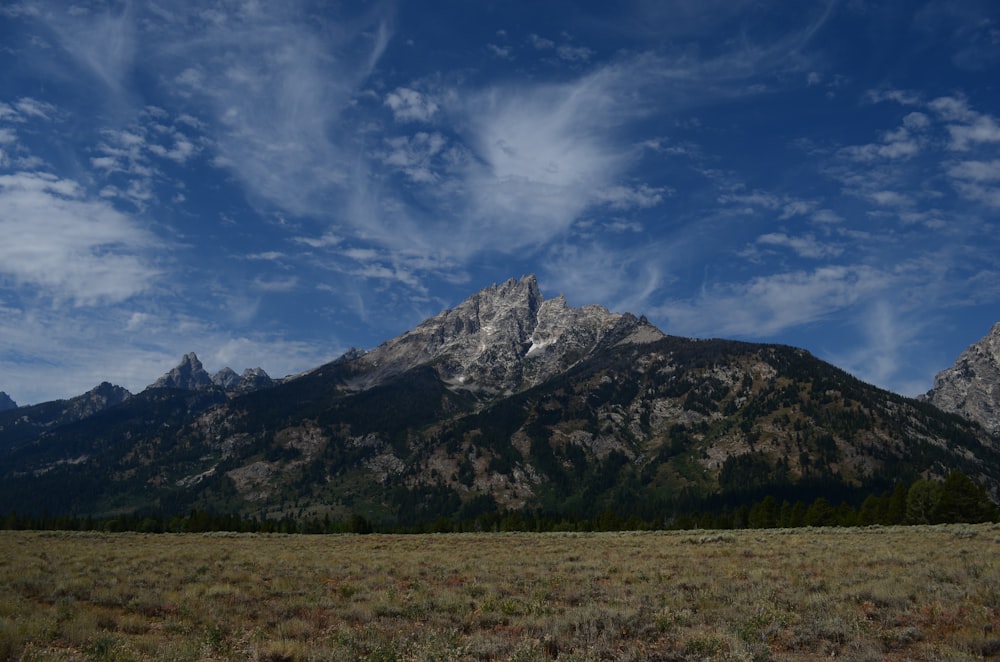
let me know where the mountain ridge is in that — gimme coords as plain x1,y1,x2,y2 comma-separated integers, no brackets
348,275,664,394
0,276,997,525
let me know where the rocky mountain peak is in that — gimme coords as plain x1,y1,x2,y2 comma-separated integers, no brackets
65,382,132,419
149,353,274,394
351,274,664,393
0,391,17,412
236,367,273,393
148,352,214,391
925,322,1000,435
212,367,242,390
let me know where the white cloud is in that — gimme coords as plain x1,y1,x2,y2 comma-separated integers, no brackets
558,45,594,62
385,87,439,122
827,300,928,396
292,232,342,248
866,190,912,207
0,171,161,305
487,44,512,59
656,265,890,338
946,157,1000,207
865,88,921,106
945,115,1000,151
947,159,1000,183
756,232,843,259
42,2,137,93
154,5,392,219
542,241,666,315
13,97,57,120
594,183,670,209
529,34,555,50
252,277,299,292
379,132,447,183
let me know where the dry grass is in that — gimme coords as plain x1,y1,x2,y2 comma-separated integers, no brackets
1,525,999,660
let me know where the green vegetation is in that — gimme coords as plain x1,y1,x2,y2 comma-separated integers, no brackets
3,471,994,535
1,526,999,660
3,336,999,531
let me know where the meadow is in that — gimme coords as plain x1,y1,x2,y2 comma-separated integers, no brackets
1,525,998,661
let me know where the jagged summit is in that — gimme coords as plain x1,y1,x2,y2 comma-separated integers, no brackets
149,353,273,394
0,391,17,412
149,352,214,391
925,322,1000,435
350,274,664,393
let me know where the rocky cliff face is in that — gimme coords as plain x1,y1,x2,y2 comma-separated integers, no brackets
350,275,664,393
925,323,1000,435
149,352,215,391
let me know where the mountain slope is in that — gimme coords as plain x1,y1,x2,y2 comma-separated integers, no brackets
925,323,1000,435
1,277,997,524
0,382,131,451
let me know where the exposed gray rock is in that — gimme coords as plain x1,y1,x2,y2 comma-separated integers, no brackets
150,354,274,394
212,367,242,391
236,367,273,393
148,352,215,391
925,323,1000,435
0,392,16,412
349,274,664,393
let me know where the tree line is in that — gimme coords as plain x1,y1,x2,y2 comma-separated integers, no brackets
1,471,995,534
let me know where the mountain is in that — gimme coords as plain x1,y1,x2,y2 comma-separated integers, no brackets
0,392,16,412
148,352,215,391
148,353,273,395
0,382,131,451
349,275,663,393
1,276,998,524
924,323,1000,436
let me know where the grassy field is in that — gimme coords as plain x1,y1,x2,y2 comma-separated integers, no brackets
1,525,998,661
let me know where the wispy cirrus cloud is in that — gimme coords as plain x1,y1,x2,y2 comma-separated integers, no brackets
655,265,892,339
755,232,843,259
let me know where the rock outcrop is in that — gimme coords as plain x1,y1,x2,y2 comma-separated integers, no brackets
349,274,664,393
148,352,215,391
925,323,1000,435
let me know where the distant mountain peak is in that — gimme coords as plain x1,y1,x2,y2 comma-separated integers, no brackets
149,352,214,391
0,391,17,412
148,353,273,394
349,274,664,393
925,323,1000,435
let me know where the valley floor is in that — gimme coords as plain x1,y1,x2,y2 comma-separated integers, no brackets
1,525,999,661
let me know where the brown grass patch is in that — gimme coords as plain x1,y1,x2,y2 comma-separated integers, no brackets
0,525,998,660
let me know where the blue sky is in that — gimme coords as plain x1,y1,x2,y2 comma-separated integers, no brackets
1,1,999,405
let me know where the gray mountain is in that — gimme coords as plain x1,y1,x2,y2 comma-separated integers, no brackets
2,276,998,524
149,352,215,391
925,323,1000,435
149,353,274,394
234,367,273,393
0,392,16,412
212,367,242,391
349,274,664,393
